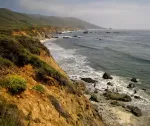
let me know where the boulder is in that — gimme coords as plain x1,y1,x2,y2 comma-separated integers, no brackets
63,36,69,39
73,35,78,37
127,83,135,88
83,31,88,34
107,82,113,86
131,78,138,82
142,88,146,91
134,95,141,99
102,72,113,79
90,93,101,102
134,90,137,94
81,78,97,83
104,91,132,102
127,106,142,117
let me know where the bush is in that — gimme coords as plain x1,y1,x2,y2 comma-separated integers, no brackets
29,55,45,68
0,36,31,66
0,75,27,94
32,85,45,93
15,36,40,55
15,35,50,55
0,57,13,68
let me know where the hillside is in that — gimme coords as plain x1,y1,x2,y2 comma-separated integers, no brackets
0,8,104,126
0,8,102,30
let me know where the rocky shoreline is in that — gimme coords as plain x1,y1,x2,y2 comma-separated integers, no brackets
79,73,150,126
42,34,150,126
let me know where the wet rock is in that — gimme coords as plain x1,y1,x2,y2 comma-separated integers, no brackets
142,88,147,91
83,31,88,34
134,95,141,99
81,78,97,83
90,93,101,102
134,90,137,94
127,106,142,117
104,91,132,102
52,36,59,38
102,72,113,79
127,83,135,88
73,35,78,37
107,82,113,86
131,78,138,82
63,36,69,39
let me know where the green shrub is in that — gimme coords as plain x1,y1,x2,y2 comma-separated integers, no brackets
15,35,50,55
0,36,30,66
0,57,13,68
35,64,63,84
15,36,41,55
0,75,27,94
32,85,45,93
29,55,45,68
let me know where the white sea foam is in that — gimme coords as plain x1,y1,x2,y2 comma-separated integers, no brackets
44,39,150,115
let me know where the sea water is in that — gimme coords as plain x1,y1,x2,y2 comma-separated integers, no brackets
44,29,150,115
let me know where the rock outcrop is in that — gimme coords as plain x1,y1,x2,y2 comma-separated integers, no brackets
104,91,132,102
102,72,113,79
127,106,142,117
81,77,97,83
131,78,138,82
127,83,136,88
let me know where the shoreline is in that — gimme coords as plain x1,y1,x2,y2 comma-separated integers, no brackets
41,33,150,126
84,82,150,126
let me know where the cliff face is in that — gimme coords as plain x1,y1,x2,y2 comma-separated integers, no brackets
0,27,104,126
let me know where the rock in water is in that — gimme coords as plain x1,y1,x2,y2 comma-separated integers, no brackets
81,78,97,83
127,83,135,88
134,95,141,99
131,78,138,82
107,82,113,86
102,72,113,79
127,106,142,117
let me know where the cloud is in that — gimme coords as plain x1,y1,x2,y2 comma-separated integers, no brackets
10,0,150,29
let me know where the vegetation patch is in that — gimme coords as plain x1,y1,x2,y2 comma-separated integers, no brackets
0,56,13,68
0,75,27,94
32,84,45,93
15,35,49,55
0,96,24,126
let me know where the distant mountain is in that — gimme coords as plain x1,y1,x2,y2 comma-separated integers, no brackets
0,8,103,29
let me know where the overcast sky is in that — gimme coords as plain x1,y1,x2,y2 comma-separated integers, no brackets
1,0,150,29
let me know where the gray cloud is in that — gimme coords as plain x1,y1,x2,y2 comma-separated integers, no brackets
16,0,150,29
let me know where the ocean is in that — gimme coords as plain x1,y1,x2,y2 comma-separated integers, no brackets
44,29,150,114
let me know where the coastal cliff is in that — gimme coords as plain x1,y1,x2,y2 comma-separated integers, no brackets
0,27,104,126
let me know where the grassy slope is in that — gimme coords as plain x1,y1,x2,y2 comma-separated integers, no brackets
0,8,102,30
0,9,104,126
